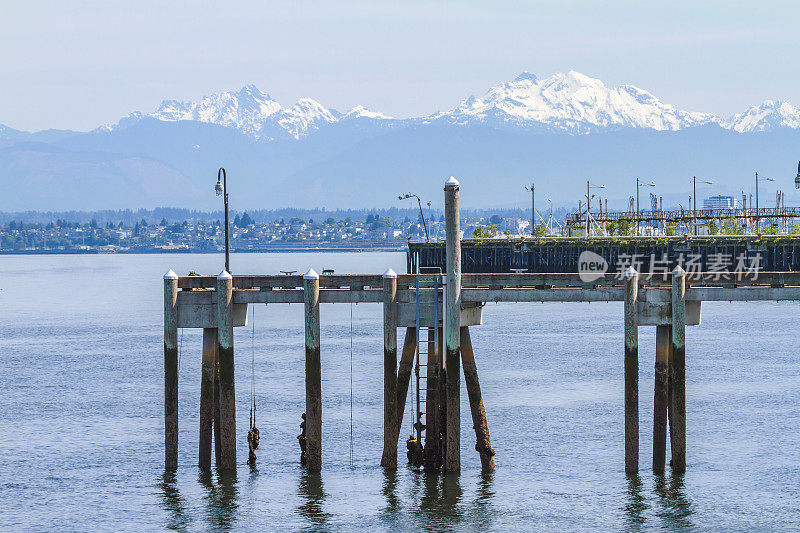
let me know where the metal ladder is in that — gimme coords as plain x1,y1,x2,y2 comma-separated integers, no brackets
413,269,441,445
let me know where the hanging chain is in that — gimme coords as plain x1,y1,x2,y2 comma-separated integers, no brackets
349,301,354,466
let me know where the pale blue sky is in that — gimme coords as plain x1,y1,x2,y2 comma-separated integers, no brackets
3,0,799,131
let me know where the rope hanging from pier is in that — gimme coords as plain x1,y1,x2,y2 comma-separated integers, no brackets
349,302,354,467
247,305,260,466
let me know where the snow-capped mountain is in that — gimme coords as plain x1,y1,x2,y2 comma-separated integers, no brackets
440,70,718,133
723,100,800,133
98,71,800,140
103,84,393,140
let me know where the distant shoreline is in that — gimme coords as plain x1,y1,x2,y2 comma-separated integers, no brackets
0,245,408,256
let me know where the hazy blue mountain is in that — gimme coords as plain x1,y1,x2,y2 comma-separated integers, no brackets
3,71,800,211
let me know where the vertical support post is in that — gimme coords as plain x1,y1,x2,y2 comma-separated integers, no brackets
381,268,399,468
460,326,495,471
671,266,687,473
163,269,179,471
303,268,322,471
393,328,418,446
444,176,461,472
653,324,671,474
213,345,222,466
199,328,217,469
424,327,442,471
216,270,236,470
623,266,639,475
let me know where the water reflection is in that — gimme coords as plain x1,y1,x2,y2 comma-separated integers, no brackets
654,472,694,529
380,468,401,527
623,474,648,531
472,471,495,529
199,469,239,530
297,471,329,529
416,471,463,525
158,471,191,532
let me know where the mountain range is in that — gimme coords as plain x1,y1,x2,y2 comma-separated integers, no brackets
3,71,800,211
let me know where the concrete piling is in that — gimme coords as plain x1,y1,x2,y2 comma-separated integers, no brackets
460,327,495,471
163,269,179,471
216,270,236,470
199,328,217,469
444,176,462,473
623,266,639,475
303,268,322,471
381,268,399,468
671,266,687,473
653,324,671,474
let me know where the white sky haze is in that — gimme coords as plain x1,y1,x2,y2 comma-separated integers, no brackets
2,0,799,131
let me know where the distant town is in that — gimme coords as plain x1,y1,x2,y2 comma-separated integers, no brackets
2,191,799,254
0,207,558,254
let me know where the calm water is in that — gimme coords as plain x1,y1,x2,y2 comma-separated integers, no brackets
1,252,799,531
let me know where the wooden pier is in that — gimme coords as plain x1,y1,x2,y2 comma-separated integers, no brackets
164,178,800,475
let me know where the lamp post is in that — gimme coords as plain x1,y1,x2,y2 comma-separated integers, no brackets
692,176,712,236
794,160,800,190
755,172,775,233
525,183,535,235
586,180,605,236
636,178,655,236
399,193,429,242
215,167,230,273
548,198,553,233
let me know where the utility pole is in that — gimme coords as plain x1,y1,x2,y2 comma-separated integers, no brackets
755,172,775,233
525,183,535,235
636,178,655,236
692,176,712,236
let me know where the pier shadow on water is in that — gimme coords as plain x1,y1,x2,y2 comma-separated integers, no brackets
406,470,465,528
653,472,694,530
623,474,648,531
297,470,330,530
198,469,240,530
159,471,191,532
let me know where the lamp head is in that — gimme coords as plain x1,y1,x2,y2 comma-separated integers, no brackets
215,177,223,196
795,160,800,189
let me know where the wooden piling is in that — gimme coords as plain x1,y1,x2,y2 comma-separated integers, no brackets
424,327,442,471
671,266,687,473
163,269,179,471
303,268,322,471
216,270,236,470
199,327,217,469
623,267,639,475
393,327,417,447
444,176,462,473
213,347,222,466
381,269,399,468
653,324,670,474
460,327,495,471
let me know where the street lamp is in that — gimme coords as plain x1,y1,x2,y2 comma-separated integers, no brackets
755,172,775,233
215,167,230,273
399,193,429,242
547,198,554,234
524,183,535,235
794,160,800,190
636,178,655,236
586,180,605,236
692,176,712,236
